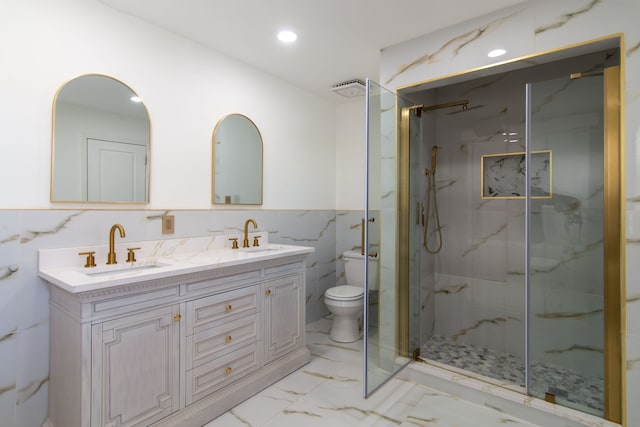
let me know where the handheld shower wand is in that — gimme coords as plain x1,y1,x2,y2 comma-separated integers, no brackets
426,146,438,175
424,146,443,254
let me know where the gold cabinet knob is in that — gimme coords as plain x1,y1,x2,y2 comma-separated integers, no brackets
265,289,271,296
225,335,232,343
225,367,232,375
225,304,232,312
79,251,96,268
174,314,182,321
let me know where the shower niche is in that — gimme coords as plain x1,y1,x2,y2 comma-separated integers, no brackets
365,37,622,424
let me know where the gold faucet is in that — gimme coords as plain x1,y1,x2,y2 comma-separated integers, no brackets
107,224,126,264
243,218,257,248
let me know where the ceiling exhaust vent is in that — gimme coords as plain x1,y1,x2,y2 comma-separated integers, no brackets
331,79,366,97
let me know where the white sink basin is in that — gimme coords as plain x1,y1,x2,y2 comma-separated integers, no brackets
239,244,283,253
83,262,170,278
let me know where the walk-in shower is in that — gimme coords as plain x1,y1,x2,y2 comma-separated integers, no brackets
364,38,623,424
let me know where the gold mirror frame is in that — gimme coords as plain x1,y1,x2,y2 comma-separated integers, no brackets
51,74,151,204
211,113,263,205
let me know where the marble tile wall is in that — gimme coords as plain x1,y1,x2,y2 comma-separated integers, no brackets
381,0,640,422
0,208,351,427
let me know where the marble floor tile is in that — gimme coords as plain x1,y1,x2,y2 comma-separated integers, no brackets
203,319,541,427
402,393,540,427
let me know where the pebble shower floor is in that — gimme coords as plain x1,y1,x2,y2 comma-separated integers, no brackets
420,336,604,415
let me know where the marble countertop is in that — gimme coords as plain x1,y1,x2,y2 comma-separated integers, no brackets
38,235,314,294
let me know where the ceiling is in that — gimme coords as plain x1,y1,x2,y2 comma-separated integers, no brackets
99,0,527,103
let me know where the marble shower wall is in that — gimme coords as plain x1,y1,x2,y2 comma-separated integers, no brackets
0,208,345,427
382,0,640,422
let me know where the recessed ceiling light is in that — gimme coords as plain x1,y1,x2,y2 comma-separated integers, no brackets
130,96,142,103
488,49,506,58
277,30,298,43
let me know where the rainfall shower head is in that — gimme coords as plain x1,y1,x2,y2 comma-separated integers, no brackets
422,99,469,113
446,104,485,114
410,99,470,116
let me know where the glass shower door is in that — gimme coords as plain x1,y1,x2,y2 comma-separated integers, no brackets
526,67,620,420
364,80,421,396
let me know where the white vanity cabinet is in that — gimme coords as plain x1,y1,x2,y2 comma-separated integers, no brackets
184,286,261,405
263,274,304,364
92,305,181,426
44,254,311,427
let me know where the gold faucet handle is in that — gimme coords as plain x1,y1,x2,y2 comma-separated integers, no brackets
126,247,141,263
228,238,239,249
252,235,261,247
78,251,96,268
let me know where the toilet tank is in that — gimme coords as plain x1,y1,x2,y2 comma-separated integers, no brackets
342,250,378,290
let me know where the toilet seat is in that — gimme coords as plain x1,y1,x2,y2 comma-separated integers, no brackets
325,285,364,301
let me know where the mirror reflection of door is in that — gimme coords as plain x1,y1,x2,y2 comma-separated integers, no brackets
51,74,150,203
86,138,147,202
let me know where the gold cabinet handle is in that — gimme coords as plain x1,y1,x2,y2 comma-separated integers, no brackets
225,367,232,375
225,304,232,312
174,314,182,321
265,289,271,296
225,335,232,343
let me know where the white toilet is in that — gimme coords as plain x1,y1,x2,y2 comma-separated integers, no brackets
324,250,378,342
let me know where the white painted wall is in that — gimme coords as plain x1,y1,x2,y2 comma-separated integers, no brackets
335,99,366,210
0,0,336,210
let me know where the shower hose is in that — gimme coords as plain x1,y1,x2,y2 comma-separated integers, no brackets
423,147,442,254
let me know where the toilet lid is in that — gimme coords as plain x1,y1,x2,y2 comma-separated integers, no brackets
325,285,364,301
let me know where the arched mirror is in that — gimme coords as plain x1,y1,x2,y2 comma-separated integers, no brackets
51,74,150,203
212,114,263,205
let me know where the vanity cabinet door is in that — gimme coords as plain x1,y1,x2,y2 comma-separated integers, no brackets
263,274,303,364
91,304,181,427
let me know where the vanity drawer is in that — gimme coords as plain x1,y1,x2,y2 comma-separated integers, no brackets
186,286,258,336
185,343,260,405
186,314,258,370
